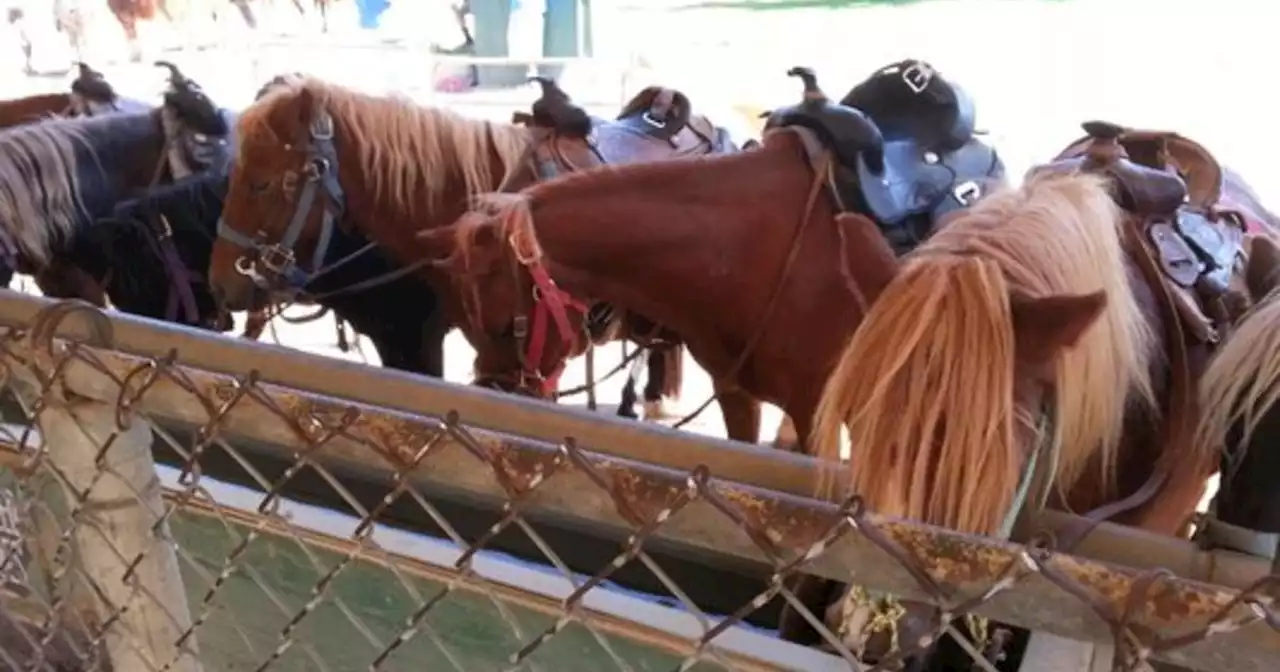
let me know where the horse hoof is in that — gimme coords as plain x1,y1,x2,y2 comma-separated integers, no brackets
642,399,678,421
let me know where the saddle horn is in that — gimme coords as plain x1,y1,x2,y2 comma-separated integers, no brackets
765,66,885,172
71,61,115,101
528,75,592,137
155,60,193,90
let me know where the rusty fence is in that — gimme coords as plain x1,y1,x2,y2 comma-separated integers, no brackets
0,292,1275,671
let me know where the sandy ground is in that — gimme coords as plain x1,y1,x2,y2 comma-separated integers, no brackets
2,0,1274,452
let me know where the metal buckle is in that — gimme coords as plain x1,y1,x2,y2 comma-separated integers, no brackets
642,112,666,129
306,157,330,179
156,214,174,241
901,61,935,95
513,315,529,339
953,181,981,206
258,244,295,274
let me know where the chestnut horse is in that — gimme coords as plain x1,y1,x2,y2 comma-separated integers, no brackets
417,127,886,446
207,77,531,379
805,169,1280,662
1194,235,1280,560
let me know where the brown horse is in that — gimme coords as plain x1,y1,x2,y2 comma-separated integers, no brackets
805,164,1280,659
415,126,890,446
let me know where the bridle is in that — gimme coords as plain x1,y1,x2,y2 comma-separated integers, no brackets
216,109,345,293
467,232,589,397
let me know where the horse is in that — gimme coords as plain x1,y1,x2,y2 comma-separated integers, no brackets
205,76,740,403
99,171,449,370
0,67,232,308
1193,235,1280,562
415,62,1004,446
800,125,1280,664
0,62,149,132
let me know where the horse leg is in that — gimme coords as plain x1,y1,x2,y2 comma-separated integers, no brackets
642,342,683,420
615,345,646,419
715,383,760,444
772,414,799,450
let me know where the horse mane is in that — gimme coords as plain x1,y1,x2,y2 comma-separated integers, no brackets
0,114,128,264
112,172,228,237
1196,290,1280,461
812,171,1156,534
236,77,531,222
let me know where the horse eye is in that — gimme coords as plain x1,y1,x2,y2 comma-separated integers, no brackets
249,181,271,195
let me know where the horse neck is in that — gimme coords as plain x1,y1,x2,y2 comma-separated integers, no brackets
526,149,834,338
79,115,168,215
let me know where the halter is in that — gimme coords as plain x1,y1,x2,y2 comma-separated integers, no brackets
472,233,589,397
217,110,344,292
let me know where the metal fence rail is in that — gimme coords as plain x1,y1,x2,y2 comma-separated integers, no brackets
0,292,1275,671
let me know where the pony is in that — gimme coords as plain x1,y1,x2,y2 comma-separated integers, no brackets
1193,235,1280,561
99,171,449,371
414,126,888,446
803,168,1280,664
207,76,530,380
0,73,232,307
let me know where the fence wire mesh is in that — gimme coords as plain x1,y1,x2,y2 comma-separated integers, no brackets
0,298,1273,672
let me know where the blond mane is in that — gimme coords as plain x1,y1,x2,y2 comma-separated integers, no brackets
235,77,531,222
812,171,1156,534
1196,289,1280,460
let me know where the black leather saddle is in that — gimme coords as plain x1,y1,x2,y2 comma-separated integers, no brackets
841,60,1003,240
762,63,1004,254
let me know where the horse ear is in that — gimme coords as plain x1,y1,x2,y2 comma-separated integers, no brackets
1010,290,1108,375
1245,234,1280,302
416,223,502,275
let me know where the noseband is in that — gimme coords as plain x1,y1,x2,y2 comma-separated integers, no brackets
216,111,345,292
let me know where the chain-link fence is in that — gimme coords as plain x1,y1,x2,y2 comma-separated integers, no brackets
0,291,1275,671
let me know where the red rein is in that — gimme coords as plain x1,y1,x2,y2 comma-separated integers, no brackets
524,262,587,397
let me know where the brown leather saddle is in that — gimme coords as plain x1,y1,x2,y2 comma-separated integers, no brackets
1039,120,1248,343
504,77,736,191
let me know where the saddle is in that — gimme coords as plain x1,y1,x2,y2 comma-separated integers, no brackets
762,63,1005,254
1038,121,1248,343
508,77,735,188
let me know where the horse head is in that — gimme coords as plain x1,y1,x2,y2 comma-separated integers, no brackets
808,172,1141,663
209,77,345,313
92,174,233,331
419,191,591,397
156,61,233,175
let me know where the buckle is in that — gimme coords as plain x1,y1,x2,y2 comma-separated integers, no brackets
258,244,295,274
953,181,981,206
642,112,666,129
901,61,935,95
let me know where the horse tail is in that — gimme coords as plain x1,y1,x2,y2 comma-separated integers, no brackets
1196,291,1280,461
811,257,1022,534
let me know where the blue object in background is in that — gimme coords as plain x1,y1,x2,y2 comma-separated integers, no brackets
355,0,390,30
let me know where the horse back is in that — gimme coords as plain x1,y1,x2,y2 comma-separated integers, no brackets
0,94,73,129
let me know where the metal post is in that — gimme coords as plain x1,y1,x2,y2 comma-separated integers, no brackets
26,387,202,671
